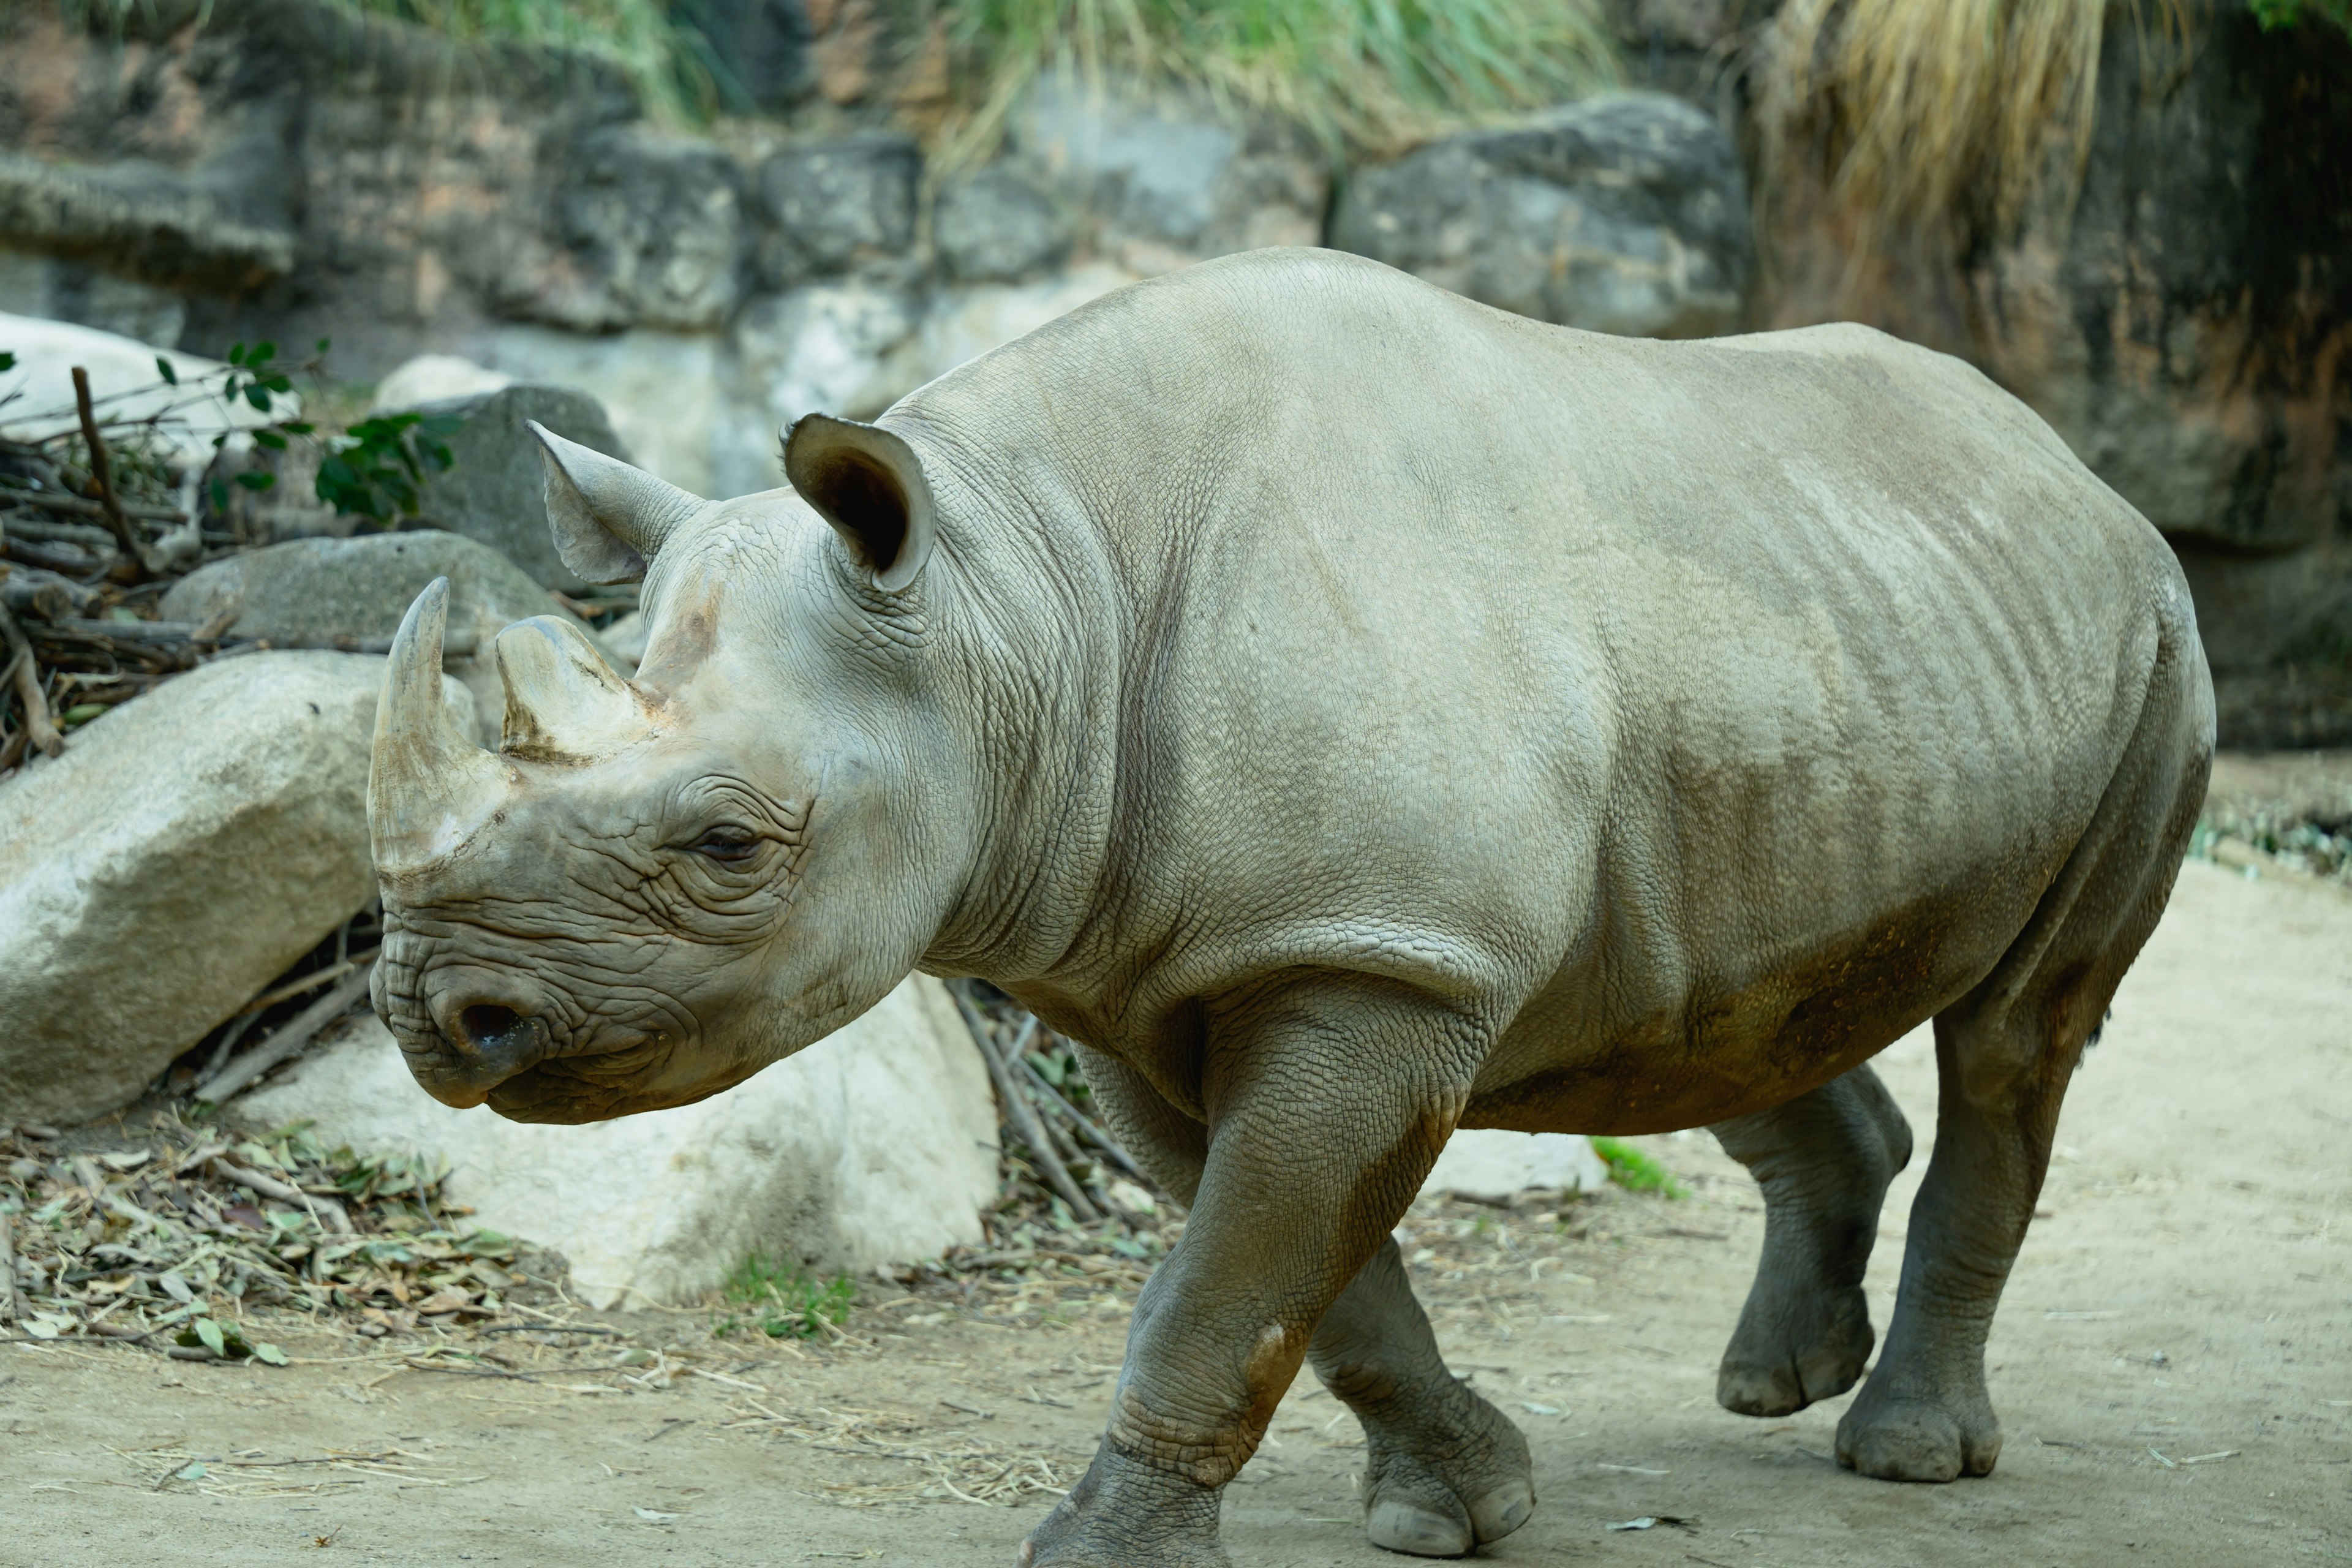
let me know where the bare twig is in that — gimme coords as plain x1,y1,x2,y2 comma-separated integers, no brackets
0,487,186,525
0,599,62,758
954,1000,1100,1224
197,962,377,1105
209,1156,353,1235
70,367,138,556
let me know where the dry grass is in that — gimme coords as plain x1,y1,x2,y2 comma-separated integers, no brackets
1757,0,2195,268
937,0,1621,164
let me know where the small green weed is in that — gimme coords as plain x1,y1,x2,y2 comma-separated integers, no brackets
715,1251,855,1340
1590,1136,1687,1200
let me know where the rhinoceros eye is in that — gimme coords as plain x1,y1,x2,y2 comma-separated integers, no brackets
692,826,760,864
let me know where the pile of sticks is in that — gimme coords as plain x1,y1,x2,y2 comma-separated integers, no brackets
0,364,220,772
946,981,1150,1228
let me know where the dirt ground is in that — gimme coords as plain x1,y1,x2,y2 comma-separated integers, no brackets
6,853,2348,1567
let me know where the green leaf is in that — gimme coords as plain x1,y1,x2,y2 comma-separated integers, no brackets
195,1317,227,1356
155,355,178,386
0,351,15,373
252,1341,288,1366
209,477,230,512
251,340,277,366
235,471,277,491
59,703,106,726
244,383,273,412
315,336,331,354
281,420,315,435
228,342,246,366
253,429,288,450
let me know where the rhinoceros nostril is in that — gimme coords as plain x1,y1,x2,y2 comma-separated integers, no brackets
456,1003,530,1056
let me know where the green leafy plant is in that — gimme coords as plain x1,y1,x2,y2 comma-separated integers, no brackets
175,1307,289,1366
314,410,462,524
1590,1136,1687,1200
715,1250,856,1340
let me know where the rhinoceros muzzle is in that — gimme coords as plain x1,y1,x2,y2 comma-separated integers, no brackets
366,571,666,1112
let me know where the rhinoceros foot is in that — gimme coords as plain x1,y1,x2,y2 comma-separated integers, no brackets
1357,1376,1534,1558
1833,1377,2003,1482
1016,1446,1231,1568
1714,1281,1876,1417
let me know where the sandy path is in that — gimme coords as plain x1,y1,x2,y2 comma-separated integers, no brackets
7,856,2348,1567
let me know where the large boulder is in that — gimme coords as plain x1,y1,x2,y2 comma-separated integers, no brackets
714,284,925,497
0,653,398,1126
159,530,591,742
1011,73,1326,271
240,978,1001,1306
521,126,747,333
1421,1130,1610,1205
1333,92,1753,339
383,383,633,593
752,132,921,288
934,167,1074,285
0,310,295,470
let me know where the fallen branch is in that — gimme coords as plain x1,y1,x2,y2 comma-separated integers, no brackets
0,488,186,526
1,564,99,621
196,961,377,1106
0,599,62,758
955,1001,1099,1224
0,533,112,575
1017,1050,1144,1179
70,366,138,556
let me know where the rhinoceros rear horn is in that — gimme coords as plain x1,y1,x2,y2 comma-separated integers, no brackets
528,420,706,586
495,614,654,760
783,413,937,593
369,578,509,876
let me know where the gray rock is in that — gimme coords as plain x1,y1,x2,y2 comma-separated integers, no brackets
0,654,390,1126
716,283,925,494
753,132,921,286
1011,74,1325,263
1333,92,1753,339
935,168,1072,283
392,383,631,592
239,977,999,1308
529,127,746,332
159,529,585,744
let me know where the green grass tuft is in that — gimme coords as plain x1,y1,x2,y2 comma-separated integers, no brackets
1589,1136,1687,1200
716,1250,856,1340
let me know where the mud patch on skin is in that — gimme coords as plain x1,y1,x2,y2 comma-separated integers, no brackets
1468,890,2000,1134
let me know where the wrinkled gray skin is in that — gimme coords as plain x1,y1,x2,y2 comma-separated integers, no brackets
366,249,2213,1565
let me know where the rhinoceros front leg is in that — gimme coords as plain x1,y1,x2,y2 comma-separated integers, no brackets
1709,1063,1913,1417
1020,987,1490,1568
1080,1045,1534,1560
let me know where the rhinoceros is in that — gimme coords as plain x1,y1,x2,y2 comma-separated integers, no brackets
365,248,2212,1566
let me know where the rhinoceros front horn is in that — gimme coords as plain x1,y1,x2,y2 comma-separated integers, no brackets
368,578,509,878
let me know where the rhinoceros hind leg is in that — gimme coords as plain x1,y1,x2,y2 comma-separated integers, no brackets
1709,1064,1912,1417
1309,1240,1534,1557
1838,627,2208,1482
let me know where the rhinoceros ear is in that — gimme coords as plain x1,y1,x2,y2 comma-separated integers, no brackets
527,420,706,586
782,413,937,593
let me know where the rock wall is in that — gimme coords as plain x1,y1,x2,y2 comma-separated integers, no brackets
1749,2,2352,745
2,0,2342,745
